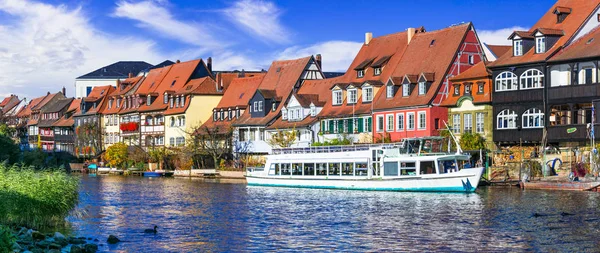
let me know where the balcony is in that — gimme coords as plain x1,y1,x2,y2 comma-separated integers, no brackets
493,89,543,104
40,135,54,142
548,83,600,104
28,135,38,142
141,125,165,133
547,124,599,143
54,135,75,143
493,128,543,144
120,122,140,134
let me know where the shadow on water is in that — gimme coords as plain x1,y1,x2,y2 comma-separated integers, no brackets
68,175,600,252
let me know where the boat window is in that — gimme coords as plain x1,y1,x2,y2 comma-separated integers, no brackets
292,163,302,175
303,163,315,176
438,160,456,173
355,162,368,176
328,163,340,176
281,163,291,175
316,163,327,175
420,161,436,175
384,162,399,176
342,163,353,176
400,162,417,176
269,163,280,175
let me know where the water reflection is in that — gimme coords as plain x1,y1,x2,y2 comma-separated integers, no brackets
68,176,600,252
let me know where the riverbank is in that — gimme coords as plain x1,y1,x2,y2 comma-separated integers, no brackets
2,226,99,253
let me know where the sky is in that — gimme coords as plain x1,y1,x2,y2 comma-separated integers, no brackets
0,0,557,99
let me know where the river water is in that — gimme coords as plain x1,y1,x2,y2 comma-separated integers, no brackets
67,175,600,252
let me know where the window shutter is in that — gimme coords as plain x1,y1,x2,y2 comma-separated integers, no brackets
338,120,344,133
358,118,364,133
347,118,354,133
329,120,334,133
367,117,372,132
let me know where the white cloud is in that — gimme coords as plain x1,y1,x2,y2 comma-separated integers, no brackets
478,26,528,46
113,1,225,52
0,0,166,99
276,41,362,72
224,0,290,44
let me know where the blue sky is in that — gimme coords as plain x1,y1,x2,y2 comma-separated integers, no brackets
0,0,556,99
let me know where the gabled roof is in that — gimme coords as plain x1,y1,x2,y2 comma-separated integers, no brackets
485,44,512,59
75,86,115,116
533,28,565,36
258,89,278,100
77,61,152,79
43,98,74,113
449,61,491,81
373,23,473,110
26,92,65,125
52,99,82,127
491,0,600,68
371,55,393,68
149,60,175,70
508,31,535,40
549,26,600,62
0,95,21,114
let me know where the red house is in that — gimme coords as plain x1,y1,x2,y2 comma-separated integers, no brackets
372,23,486,142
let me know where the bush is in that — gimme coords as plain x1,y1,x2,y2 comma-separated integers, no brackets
0,134,19,164
0,164,79,228
0,225,15,253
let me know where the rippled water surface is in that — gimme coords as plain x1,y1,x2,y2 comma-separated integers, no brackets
68,175,600,252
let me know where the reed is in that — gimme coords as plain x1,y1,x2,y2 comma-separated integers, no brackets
0,164,79,229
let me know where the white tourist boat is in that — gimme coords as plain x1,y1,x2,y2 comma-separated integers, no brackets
245,137,484,192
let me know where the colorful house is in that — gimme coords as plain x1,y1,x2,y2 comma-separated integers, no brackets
52,99,82,154
37,97,74,152
73,85,115,157
101,75,144,148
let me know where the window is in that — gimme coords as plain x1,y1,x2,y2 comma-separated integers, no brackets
374,67,381,76
175,96,180,108
402,84,410,97
253,101,258,112
348,88,357,104
258,101,263,111
169,97,173,108
476,113,485,133
164,93,168,104
477,83,484,94
463,113,472,133
357,69,364,78
407,112,415,130
310,105,316,117
581,68,594,84
453,85,460,96
376,115,384,132
169,137,175,146
520,69,544,89
272,103,277,111
117,98,121,108
170,117,175,127
464,84,471,95
513,40,523,56
452,114,460,133
497,109,518,129
176,137,185,146
179,116,185,127
282,108,287,120
495,71,518,91
363,87,373,102
536,36,546,53
468,55,474,65
522,108,544,128
418,111,426,130
108,100,113,109
181,96,185,107
418,82,426,95
387,85,394,98
386,114,394,132
332,90,342,105
397,113,404,131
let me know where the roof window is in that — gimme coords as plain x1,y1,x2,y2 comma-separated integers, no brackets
430,40,436,47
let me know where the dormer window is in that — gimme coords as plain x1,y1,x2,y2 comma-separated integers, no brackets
117,98,121,108
236,108,240,118
386,85,394,98
258,101,263,112
332,90,342,105
169,96,173,108
465,84,472,95
402,84,410,97
453,85,460,96
362,86,373,102
146,95,151,106
310,104,316,117
514,40,523,56
272,102,276,111
374,67,381,76
478,82,484,94
536,36,546,53
181,96,185,107
348,88,357,104
282,107,288,120
357,69,364,78
164,93,168,104
175,96,180,108
418,82,426,95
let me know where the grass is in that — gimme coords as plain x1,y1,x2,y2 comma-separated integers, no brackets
0,164,79,229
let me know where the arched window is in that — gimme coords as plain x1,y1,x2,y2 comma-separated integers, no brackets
495,71,517,91
522,108,544,128
520,69,544,89
497,109,517,129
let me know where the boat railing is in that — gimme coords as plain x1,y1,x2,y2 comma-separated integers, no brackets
271,142,403,155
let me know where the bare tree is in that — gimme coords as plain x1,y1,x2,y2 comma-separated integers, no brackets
267,128,298,148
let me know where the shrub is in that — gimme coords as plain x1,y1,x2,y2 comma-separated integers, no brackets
0,225,15,253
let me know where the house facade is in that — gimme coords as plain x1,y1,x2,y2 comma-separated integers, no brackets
75,61,151,98
73,85,114,157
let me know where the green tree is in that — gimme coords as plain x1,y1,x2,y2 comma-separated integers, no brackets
0,124,15,137
459,132,486,150
105,142,128,169
267,128,298,148
0,134,19,164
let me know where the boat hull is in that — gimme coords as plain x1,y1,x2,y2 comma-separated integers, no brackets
246,167,484,192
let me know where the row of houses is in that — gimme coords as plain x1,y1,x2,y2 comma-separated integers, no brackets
2,0,600,161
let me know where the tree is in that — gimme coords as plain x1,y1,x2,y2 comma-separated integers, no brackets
267,128,297,148
105,142,128,169
196,125,232,169
0,124,15,137
459,132,486,150
0,134,19,164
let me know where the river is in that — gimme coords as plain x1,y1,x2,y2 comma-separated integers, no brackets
67,175,600,252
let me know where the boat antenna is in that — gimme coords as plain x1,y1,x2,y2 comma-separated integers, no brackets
442,121,462,155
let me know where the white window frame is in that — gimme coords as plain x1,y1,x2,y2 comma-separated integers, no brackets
357,69,364,78
253,101,258,112
348,88,358,104
386,85,394,98
332,90,342,105
522,108,544,128
513,40,523,56
497,109,518,130
374,67,381,76
407,112,415,130
468,55,474,65
463,113,472,133
376,115,384,133
362,86,373,102
386,114,394,132
520,69,544,89
258,101,263,112
536,36,545,53
396,113,404,131
418,82,426,95
452,114,461,134
476,112,485,133
417,111,426,130
495,71,518,91
402,84,410,97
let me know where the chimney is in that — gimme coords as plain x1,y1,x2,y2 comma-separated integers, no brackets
128,72,133,78
240,69,246,77
47,91,50,95
207,57,213,73
62,86,66,96
407,28,416,44
365,32,373,45
315,54,322,70
176,59,181,63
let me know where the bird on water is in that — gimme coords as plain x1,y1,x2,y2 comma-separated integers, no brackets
145,225,158,234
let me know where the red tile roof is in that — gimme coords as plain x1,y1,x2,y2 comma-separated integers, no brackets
52,99,82,127
441,61,492,107
491,0,600,68
0,95,20,114
449,61,491,81
26,92,64,125
75,85,115,116
373,23,472,111
549,26,600,62
164,77,219,116
215,75,264,110
486,44,512,59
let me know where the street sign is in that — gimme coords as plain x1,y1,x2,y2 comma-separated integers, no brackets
567,127,577,134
